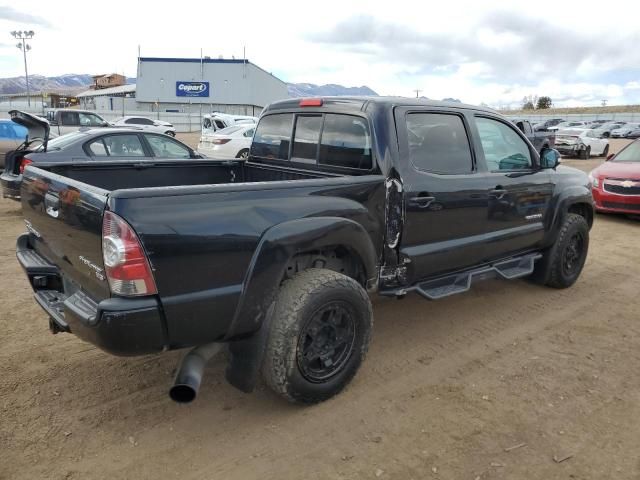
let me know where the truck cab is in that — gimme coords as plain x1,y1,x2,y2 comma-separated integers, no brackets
45,109,110,136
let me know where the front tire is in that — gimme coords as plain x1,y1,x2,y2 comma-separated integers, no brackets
262,269,373,404
579,146,591,160
532,213,589,289
165,131,176,137
602,145,609,157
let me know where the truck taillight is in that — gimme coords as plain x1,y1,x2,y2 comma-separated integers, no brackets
300,98,323,107
102,211,157,296
19,157,33,174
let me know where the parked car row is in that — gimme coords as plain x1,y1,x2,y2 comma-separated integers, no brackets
532,117,640,138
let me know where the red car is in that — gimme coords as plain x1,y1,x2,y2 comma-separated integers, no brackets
589,139,640,215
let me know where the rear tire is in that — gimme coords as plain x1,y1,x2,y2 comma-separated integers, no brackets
531,213,589,289
165,131,175,137
262,269,373,404
236,149,250,159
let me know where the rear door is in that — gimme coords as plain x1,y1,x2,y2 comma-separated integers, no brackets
471,115,553,261
394,107,490,281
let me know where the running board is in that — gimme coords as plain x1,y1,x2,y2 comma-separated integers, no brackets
386,253,542,300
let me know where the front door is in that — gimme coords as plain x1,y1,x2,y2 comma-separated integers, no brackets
395,108,490,283
471,115,554,261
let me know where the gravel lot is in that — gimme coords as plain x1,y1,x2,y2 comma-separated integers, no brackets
1,138,638,480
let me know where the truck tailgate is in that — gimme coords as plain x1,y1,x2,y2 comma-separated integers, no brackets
20,166,111,301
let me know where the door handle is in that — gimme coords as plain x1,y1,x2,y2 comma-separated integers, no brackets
409,194,436,208
489,188,507,200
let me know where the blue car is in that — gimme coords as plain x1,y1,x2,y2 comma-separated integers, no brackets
0,119,28,168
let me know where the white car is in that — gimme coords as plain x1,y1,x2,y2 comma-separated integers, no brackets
611,123,640,138
548,121,589,131
201,113,258,136
111,116,177,136
554,128,610,159
197,124,255,159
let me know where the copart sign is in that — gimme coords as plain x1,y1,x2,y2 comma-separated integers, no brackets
176,81,210,97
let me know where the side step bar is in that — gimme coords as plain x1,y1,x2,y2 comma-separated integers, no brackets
385,253,542,300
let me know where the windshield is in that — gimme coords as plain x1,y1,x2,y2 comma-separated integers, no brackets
613,141,640,162
36,131,86,151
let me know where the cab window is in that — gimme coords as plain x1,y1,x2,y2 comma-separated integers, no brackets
318,114,372,170
475,117,532,171
407,113,473,174
251,113,293,160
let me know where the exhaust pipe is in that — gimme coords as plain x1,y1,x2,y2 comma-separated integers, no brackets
170,343,224,403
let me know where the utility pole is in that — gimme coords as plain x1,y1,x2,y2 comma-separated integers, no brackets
11,30,35,107
413,89,422,98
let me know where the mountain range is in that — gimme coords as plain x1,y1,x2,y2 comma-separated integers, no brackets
0,74,378,98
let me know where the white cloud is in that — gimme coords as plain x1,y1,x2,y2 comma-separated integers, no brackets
0,0,639,107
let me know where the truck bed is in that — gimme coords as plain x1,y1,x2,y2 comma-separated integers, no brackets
19,159,385,353
45,159,338,192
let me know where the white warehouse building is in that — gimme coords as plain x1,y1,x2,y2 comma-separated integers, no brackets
135,57,288,116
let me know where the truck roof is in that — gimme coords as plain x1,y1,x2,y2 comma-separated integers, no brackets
264,96,498,115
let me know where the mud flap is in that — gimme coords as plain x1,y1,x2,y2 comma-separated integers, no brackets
225,302,275,393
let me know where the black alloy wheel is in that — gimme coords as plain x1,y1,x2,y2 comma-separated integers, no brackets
296,302,357,383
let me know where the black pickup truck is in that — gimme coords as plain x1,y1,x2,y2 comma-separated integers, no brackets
16,97,593,405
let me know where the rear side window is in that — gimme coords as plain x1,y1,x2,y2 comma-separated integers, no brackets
251,113,293,160
87,138,109,156
407,113,473,174
319,114,372,170
292,115,322,163
60,111,79,126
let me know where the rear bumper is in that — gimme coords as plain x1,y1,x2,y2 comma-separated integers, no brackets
592,188,640,214
16,233,168,356
1,172,21,200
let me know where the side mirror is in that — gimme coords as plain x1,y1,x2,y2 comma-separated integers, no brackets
606,153,615,161
101,121,110,127
540,148,561,169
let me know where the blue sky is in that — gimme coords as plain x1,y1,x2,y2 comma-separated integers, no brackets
1,1,639,108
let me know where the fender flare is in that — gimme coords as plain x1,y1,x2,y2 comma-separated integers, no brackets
544,186,594,246
224,216,378,392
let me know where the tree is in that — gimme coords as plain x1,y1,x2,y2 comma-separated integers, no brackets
522,95,537,110
536,96,553,109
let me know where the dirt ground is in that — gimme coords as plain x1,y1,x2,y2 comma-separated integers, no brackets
1,139,639,480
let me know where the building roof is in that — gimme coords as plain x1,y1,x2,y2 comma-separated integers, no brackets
139,57,248,64
77,84,136,98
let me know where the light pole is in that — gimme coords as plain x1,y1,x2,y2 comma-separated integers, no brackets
11,30,35,107
157,78,164,119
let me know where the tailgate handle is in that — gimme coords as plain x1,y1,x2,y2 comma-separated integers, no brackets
45,193,60,219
